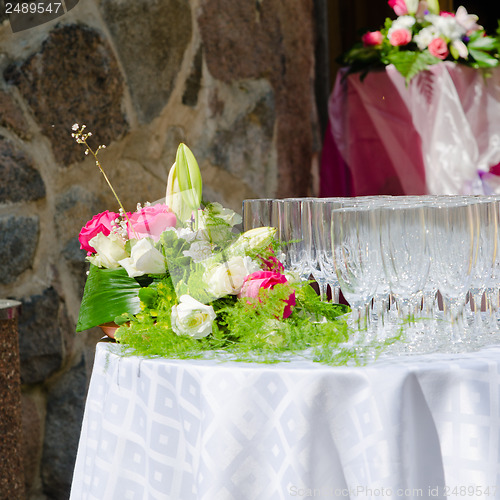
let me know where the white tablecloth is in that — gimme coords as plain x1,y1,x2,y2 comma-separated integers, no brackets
70,342,500,500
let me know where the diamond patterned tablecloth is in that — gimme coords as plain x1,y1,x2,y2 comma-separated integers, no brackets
70,342,500,500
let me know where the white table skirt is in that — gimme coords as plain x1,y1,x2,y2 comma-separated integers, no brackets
70,342,500,500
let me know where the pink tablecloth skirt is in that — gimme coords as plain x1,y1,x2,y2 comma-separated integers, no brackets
320,62,500,197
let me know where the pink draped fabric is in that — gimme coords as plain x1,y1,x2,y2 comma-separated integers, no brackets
320,63,500,197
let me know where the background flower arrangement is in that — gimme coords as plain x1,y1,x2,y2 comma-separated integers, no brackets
73,126,354,364
339,0,500,82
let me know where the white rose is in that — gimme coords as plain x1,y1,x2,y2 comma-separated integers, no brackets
171,295,216,339
118,238,166,277
88,232,128,269
204,255,260,299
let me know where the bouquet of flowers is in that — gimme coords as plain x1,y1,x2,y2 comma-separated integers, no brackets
73,125,352,363
339,0,500,82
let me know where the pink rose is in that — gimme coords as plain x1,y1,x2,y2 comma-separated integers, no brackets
489,162,500,176
238,271,295,319
428,38,449,59
388,0,408,16
362,31,384,47
258,248,285,273
79,210,119,253
128,204,177,241
389,28,412,46
439,11,454,17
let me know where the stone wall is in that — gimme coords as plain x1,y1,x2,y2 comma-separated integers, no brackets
0,0,322,498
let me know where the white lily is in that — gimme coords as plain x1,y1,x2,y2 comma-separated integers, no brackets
455,6,482,32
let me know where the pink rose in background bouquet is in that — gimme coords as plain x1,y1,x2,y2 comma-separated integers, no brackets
239,271,295,319
428,37,449,59
79,210,119,253
362,31,384,47
128,204,177,241
389,28,412,46
388,0,408,16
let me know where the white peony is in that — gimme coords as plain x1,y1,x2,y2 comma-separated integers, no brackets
204,255,260,299
171,295,216,339
118,238,166,277
87,232,128,269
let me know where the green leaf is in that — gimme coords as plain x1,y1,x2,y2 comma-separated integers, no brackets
76,265,143,331
468,49,499,68
385,51,441,83
467,34,497,51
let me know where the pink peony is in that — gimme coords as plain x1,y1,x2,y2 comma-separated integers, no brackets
388,0,408,16
389,28,412,46
238,271,295,319
128,204,177,241
428,38,449,59
362,31,384,47
79,210,119,253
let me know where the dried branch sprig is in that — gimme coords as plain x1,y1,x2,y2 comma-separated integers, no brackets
71,123,136,236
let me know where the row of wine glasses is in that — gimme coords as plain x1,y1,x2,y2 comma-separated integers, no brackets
242,195,500,353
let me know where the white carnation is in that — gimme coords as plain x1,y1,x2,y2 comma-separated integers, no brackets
183,241,214,262
413,25,438,50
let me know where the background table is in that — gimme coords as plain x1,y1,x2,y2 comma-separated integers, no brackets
70,342,500,500
320,62,500,197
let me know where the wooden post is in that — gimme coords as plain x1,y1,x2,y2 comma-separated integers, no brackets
0,300,25,499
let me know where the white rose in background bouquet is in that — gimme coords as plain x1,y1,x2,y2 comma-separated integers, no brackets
73,125,352,364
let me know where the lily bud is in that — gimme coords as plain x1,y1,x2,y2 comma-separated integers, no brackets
425,0,440,15
228,226,277,256
404,0,419,15
166,144,202,223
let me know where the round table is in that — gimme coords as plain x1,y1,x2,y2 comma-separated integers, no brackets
70,341,500,499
